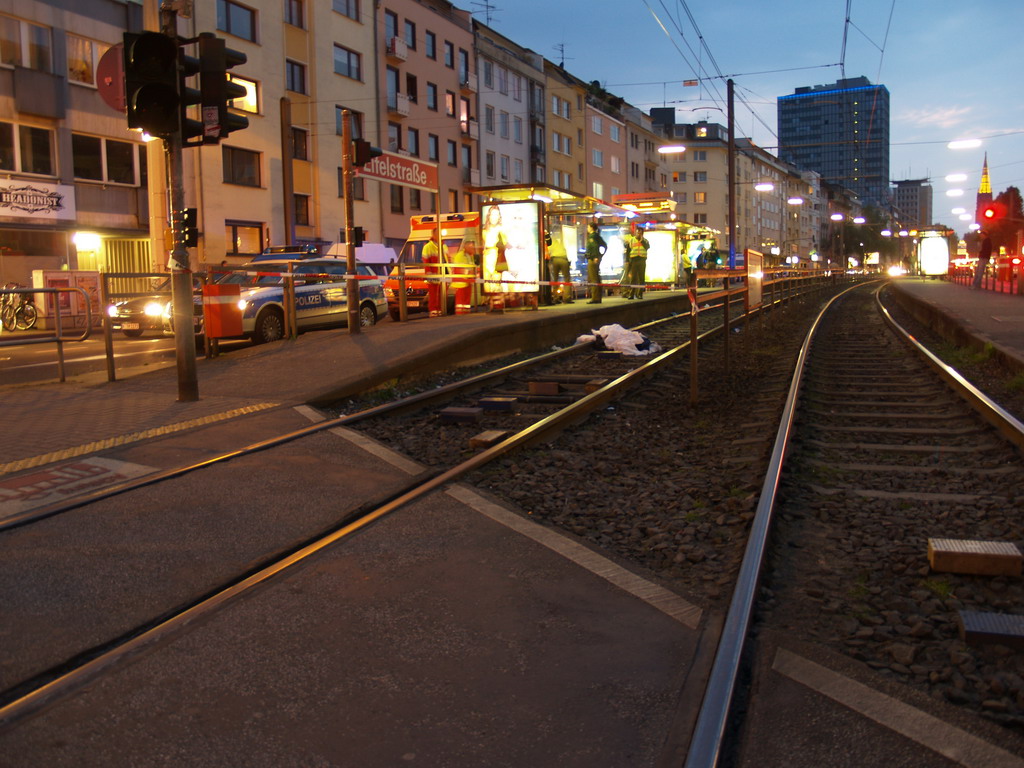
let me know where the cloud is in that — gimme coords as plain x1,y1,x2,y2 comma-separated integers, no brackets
898,106,972,129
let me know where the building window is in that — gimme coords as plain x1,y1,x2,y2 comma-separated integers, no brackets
334,45,361,80
425,31,436,59
676,192,687,204
610,124,620,142
338,167,365,200
286,60,306,93
447,140,457,166
390,185,404,214
291,127,308,160
443,41,454,67
485,151,495,178
406,73,417,102
228,74,259,113
694,171,707,182
387,121,401,152
226,221,264,255
694,192,707,204
217,0,256,42
445,91,456,117
335,107,363,138
484,106,494,134
384,10,398,40
512,74,523,102
0,15,51,71
407,128,419,156
222,146,261,186
410,188,422,210
610,155,620,174
293,194,310,226
0,123,54,175
426,83,437,111
71,134,136,184
499,111,509,139
428,134,439,162
693,213,707,224
592,182,603,199
496,66,507,95
592,116,603,135
693,150,707,161
67,34,106,86
500,155,509,181
285,0,304,27
513,158,523,184
592,149,603,168
483,61,493,88
674,171,686,183
404,20,416,49
332,0,359,21
458,49,469,83
513,116,522,144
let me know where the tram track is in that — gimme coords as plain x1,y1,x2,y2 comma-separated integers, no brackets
0,286,792,731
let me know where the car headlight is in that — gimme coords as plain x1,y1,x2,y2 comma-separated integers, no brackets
237,299,248,311
384,288,395,298
144,301,166,317
107,304,119,318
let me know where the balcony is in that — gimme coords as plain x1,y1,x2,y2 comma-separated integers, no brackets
387,92,410,117
459,71,478,94
462,168,481,187
460,118,479,140
386,37,408,61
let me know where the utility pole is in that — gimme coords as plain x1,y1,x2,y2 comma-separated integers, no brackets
160,5,198,401
727,78,736,271
341,109,360,335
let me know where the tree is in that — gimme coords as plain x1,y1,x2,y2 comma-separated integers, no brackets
988,186,1023,253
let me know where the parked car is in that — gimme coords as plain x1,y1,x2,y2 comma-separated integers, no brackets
107,275,204,338
176,257,387,344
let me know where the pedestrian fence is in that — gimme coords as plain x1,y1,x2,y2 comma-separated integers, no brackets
0,286,92,382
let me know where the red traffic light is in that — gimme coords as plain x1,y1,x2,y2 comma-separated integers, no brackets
982,202,1007,220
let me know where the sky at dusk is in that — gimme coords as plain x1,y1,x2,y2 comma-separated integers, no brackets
478,0,1024,231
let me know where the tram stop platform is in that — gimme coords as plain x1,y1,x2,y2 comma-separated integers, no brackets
1,278,1023,766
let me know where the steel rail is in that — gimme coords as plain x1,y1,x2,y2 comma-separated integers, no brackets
0,309,712,532
0,310,727,729
877,285,1024,454
683,281,866,768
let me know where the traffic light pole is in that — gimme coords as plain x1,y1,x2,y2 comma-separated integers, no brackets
341,109,360,336
161,7,199,400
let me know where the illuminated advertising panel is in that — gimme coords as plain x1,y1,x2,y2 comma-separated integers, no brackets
919,236,949,276
644,231,675,283
481,202,541,292
600,225,627,280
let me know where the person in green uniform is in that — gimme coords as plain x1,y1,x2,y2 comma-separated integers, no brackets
585,222,607,303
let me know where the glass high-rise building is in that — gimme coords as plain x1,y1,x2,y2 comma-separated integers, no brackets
777,76,890,209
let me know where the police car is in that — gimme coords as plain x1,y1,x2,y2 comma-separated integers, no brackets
180,257,387,344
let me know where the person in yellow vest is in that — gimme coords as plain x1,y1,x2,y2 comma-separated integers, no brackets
422,239,443,317
452,238,478,314
623,226,650,299
680,245,695,285
547,231,572,303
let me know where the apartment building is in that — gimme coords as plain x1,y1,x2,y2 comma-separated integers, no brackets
473,23,543,191
583,102,625,202
375,0,475,247
0,0,151,286
543,61,586,194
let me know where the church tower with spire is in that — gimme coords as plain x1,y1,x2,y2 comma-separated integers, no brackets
975,153,992,225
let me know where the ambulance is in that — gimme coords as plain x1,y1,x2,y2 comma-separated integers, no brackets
383,212,483,320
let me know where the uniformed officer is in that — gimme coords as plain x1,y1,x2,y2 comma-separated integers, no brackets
585,222,607,303
452,239,477,314
547,231,572,303
623,227,650,299
422,239,443,317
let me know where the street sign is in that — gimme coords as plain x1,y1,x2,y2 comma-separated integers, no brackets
354,151,438,192
96,43,126,113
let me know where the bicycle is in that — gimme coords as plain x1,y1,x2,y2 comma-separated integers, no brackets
1,283,39,331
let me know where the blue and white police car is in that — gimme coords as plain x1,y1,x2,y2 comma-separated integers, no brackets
185,257,387,344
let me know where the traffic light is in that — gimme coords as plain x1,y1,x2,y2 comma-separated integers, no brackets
352,226,364,247
178,46,203,145
123,32,180,136
197,33,249,144
353,138,383,167
182,207,199,247
981,202,1007,221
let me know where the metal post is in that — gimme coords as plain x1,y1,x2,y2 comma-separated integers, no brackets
162,7,198,402
727,79,736,271
689,271,698,407
341,109,360,334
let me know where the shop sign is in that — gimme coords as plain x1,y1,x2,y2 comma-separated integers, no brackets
355,151,438,192
0,180,77,221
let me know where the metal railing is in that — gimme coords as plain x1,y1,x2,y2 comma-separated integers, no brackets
0,286,92,382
